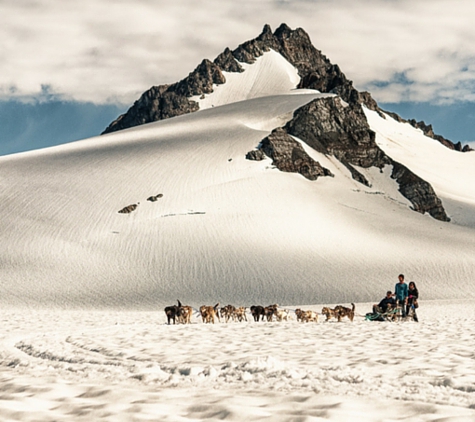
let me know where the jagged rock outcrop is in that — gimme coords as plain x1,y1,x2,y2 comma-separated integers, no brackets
103,87,199,134
284,96,388,186
407,119,472,152
247,128,333,180
245,149,266,161
103,60,226,134
174,59,226,97
231,23,361,106
214,48,244,73
260,96,450,221
390,161,450,221
286,97,387,168
103,23,367,134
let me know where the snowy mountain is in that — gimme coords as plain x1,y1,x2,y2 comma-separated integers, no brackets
1,24,475,309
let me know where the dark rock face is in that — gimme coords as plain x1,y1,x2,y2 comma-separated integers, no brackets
103,60,225,134
255,128,333,180
174,59,226,97
232,23,362,106
103,88,200,134
245,149,266,161
284,96,388,187
272,96,450,221
214,48,244,73
285,97,387,169
390,161,450,221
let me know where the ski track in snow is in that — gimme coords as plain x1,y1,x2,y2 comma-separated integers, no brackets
0,301,474,421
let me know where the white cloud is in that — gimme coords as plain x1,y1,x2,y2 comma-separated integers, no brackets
1,0,475,105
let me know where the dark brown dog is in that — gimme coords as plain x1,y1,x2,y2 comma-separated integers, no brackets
264,304,279,322
250,305,265,322
164,305,179,325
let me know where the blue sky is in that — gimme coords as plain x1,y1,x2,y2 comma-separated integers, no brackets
1,0,474,156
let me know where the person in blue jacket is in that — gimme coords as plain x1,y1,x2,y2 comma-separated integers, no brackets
394,274,409,317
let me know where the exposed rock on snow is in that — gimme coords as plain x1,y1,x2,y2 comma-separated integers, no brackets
390,161,450,221
285,97,387,169
147,194,163,202
256,128,333,180
118,204,138,214
174,59,226,97
245,149,266,161
273,96,450,220
214,47,244,73
103,86,199,133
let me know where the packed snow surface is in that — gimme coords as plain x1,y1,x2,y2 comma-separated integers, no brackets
0,301,474,421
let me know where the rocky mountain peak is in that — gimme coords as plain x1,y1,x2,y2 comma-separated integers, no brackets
102,23,366,134
100,23,456,222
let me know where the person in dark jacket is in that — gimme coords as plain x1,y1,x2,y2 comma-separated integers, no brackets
373,291,397,314
406,281,419,322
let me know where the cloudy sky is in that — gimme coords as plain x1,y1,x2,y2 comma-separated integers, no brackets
1,0,474,155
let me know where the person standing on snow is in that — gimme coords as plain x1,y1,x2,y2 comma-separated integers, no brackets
394,274,409,317
406,281,419,322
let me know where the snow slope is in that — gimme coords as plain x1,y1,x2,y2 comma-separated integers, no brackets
192,49,303,110
1,50,475,308
365,107,475,227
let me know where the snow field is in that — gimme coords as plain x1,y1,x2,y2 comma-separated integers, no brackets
0,301,474,421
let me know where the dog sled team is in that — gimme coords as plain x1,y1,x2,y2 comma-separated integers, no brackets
164,301,356,325
165,274,419,325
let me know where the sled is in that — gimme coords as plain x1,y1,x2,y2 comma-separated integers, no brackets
365,306,401,322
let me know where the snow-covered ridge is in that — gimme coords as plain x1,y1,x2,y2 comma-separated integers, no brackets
192,49,304,110
365,107,475,226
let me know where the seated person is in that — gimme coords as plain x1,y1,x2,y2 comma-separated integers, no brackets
373,291,397,314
